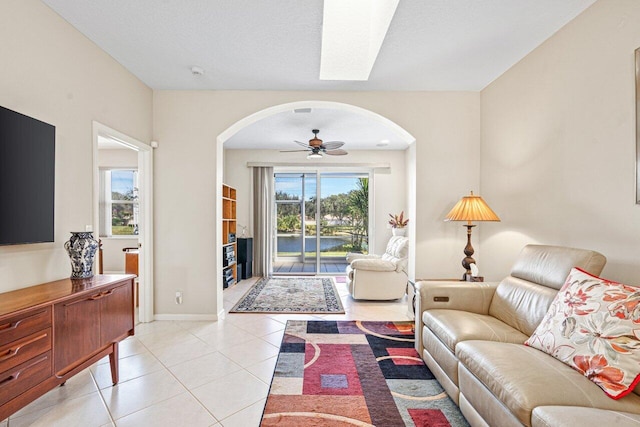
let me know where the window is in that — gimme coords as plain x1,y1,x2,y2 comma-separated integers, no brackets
100,169,139,237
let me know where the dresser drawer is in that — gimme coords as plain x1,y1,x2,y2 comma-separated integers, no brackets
0,328,52,374
0,351,52,406
0,307,52,344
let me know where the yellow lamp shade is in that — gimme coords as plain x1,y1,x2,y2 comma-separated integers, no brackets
444,191,500,223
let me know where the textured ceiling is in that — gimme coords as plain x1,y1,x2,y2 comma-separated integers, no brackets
42,0,595,91
42,0,596,151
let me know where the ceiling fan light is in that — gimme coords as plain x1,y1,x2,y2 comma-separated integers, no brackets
307,152,323,160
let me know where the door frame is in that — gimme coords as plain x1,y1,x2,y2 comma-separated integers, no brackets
92,122,154,323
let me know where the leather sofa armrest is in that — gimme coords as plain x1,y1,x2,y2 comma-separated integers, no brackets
414,281,499,356
346,253,380,263
415,281,498,314
350,258,396,272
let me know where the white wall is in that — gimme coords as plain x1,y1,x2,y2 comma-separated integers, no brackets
481,0,640,283
98,148,139,273
223,149,407,257
0,0,152,292
153,91,480,316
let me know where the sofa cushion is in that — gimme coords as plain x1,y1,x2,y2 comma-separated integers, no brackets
456,341,640,426
489,245,606,336
532,406,640,427
489,276,559,336
380,236,408,272
526,268,640,399
510,245,607,291
423,309,528,353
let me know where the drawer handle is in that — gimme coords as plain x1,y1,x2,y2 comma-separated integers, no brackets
0,310,47,332
90,289,114,300
0,374,18,387
64,289,116,306
0,349,17,361
0,320,21,332
0,354,48,387
0,332,48,362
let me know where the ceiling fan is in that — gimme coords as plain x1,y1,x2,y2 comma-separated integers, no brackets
281,129,348,159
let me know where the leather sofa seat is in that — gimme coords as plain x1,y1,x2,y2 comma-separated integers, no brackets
532,406,640,427
421,310,529,389
457,341,640,427
423,309,529,352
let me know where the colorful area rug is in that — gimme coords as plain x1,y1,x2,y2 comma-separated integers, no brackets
230,277,345,314
261,320,469,427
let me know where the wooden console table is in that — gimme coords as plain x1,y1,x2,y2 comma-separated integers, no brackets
0,274,135,421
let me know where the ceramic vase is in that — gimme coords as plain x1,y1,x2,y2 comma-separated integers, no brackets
392,227,406,236
64,231,99,279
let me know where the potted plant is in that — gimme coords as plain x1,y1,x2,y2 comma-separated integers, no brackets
389,211,409,236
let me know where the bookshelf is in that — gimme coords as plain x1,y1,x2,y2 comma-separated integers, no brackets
222,184,237,288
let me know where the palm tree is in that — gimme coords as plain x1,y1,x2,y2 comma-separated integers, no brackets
348,178,368,251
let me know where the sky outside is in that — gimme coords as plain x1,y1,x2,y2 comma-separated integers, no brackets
275,173,366,198
111,170,136,195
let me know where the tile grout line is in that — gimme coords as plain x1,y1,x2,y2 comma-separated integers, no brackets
89,366,117,426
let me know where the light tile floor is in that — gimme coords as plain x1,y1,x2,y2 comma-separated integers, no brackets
2,277,411,426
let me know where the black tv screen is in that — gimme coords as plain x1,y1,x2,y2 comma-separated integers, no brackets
0,106,55,245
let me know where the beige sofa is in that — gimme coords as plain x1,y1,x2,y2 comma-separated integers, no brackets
415,244,640,427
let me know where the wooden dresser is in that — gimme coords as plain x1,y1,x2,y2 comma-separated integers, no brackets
0,274,135,421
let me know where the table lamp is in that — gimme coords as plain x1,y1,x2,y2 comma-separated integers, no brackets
444,191,500,280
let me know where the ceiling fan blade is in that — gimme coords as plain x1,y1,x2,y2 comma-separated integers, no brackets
321,141,345,150
294,140,310,149
325,149,348,156
280,149,311,152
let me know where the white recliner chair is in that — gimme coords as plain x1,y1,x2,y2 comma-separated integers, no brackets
345,236,409,300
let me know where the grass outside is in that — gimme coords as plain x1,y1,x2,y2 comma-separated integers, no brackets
112,226,136,236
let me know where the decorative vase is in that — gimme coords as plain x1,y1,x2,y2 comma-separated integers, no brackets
392,227,406,236
64,231,99,279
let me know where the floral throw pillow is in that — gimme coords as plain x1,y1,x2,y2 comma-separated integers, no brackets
525,267,640,399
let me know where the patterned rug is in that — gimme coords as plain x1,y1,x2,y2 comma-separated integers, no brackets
230,277,345,314
261,320,469,427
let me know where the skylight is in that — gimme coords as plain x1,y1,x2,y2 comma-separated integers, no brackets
320,0,399,81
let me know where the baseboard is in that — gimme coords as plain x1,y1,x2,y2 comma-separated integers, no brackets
153,313,218,321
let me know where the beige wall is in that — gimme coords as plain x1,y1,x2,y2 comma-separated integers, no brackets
98,148,138,169
0,0,152,292
223,149,408,257
480,0,640,283
154,91,480,316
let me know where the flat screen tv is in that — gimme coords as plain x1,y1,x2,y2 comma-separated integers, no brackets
0,106,55,245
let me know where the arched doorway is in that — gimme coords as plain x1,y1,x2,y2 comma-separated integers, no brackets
214,101,416,314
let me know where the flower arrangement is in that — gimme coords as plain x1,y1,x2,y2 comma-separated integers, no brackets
388,211,409,228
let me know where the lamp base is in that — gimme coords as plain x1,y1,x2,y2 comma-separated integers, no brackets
460,224,476,279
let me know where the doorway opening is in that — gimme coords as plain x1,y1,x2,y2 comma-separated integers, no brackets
273,170,371,275
92,122,154,323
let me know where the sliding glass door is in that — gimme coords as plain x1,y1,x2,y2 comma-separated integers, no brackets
274,171,370,275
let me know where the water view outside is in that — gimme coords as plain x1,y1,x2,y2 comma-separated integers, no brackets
277,236,352,254
275,172,369,264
